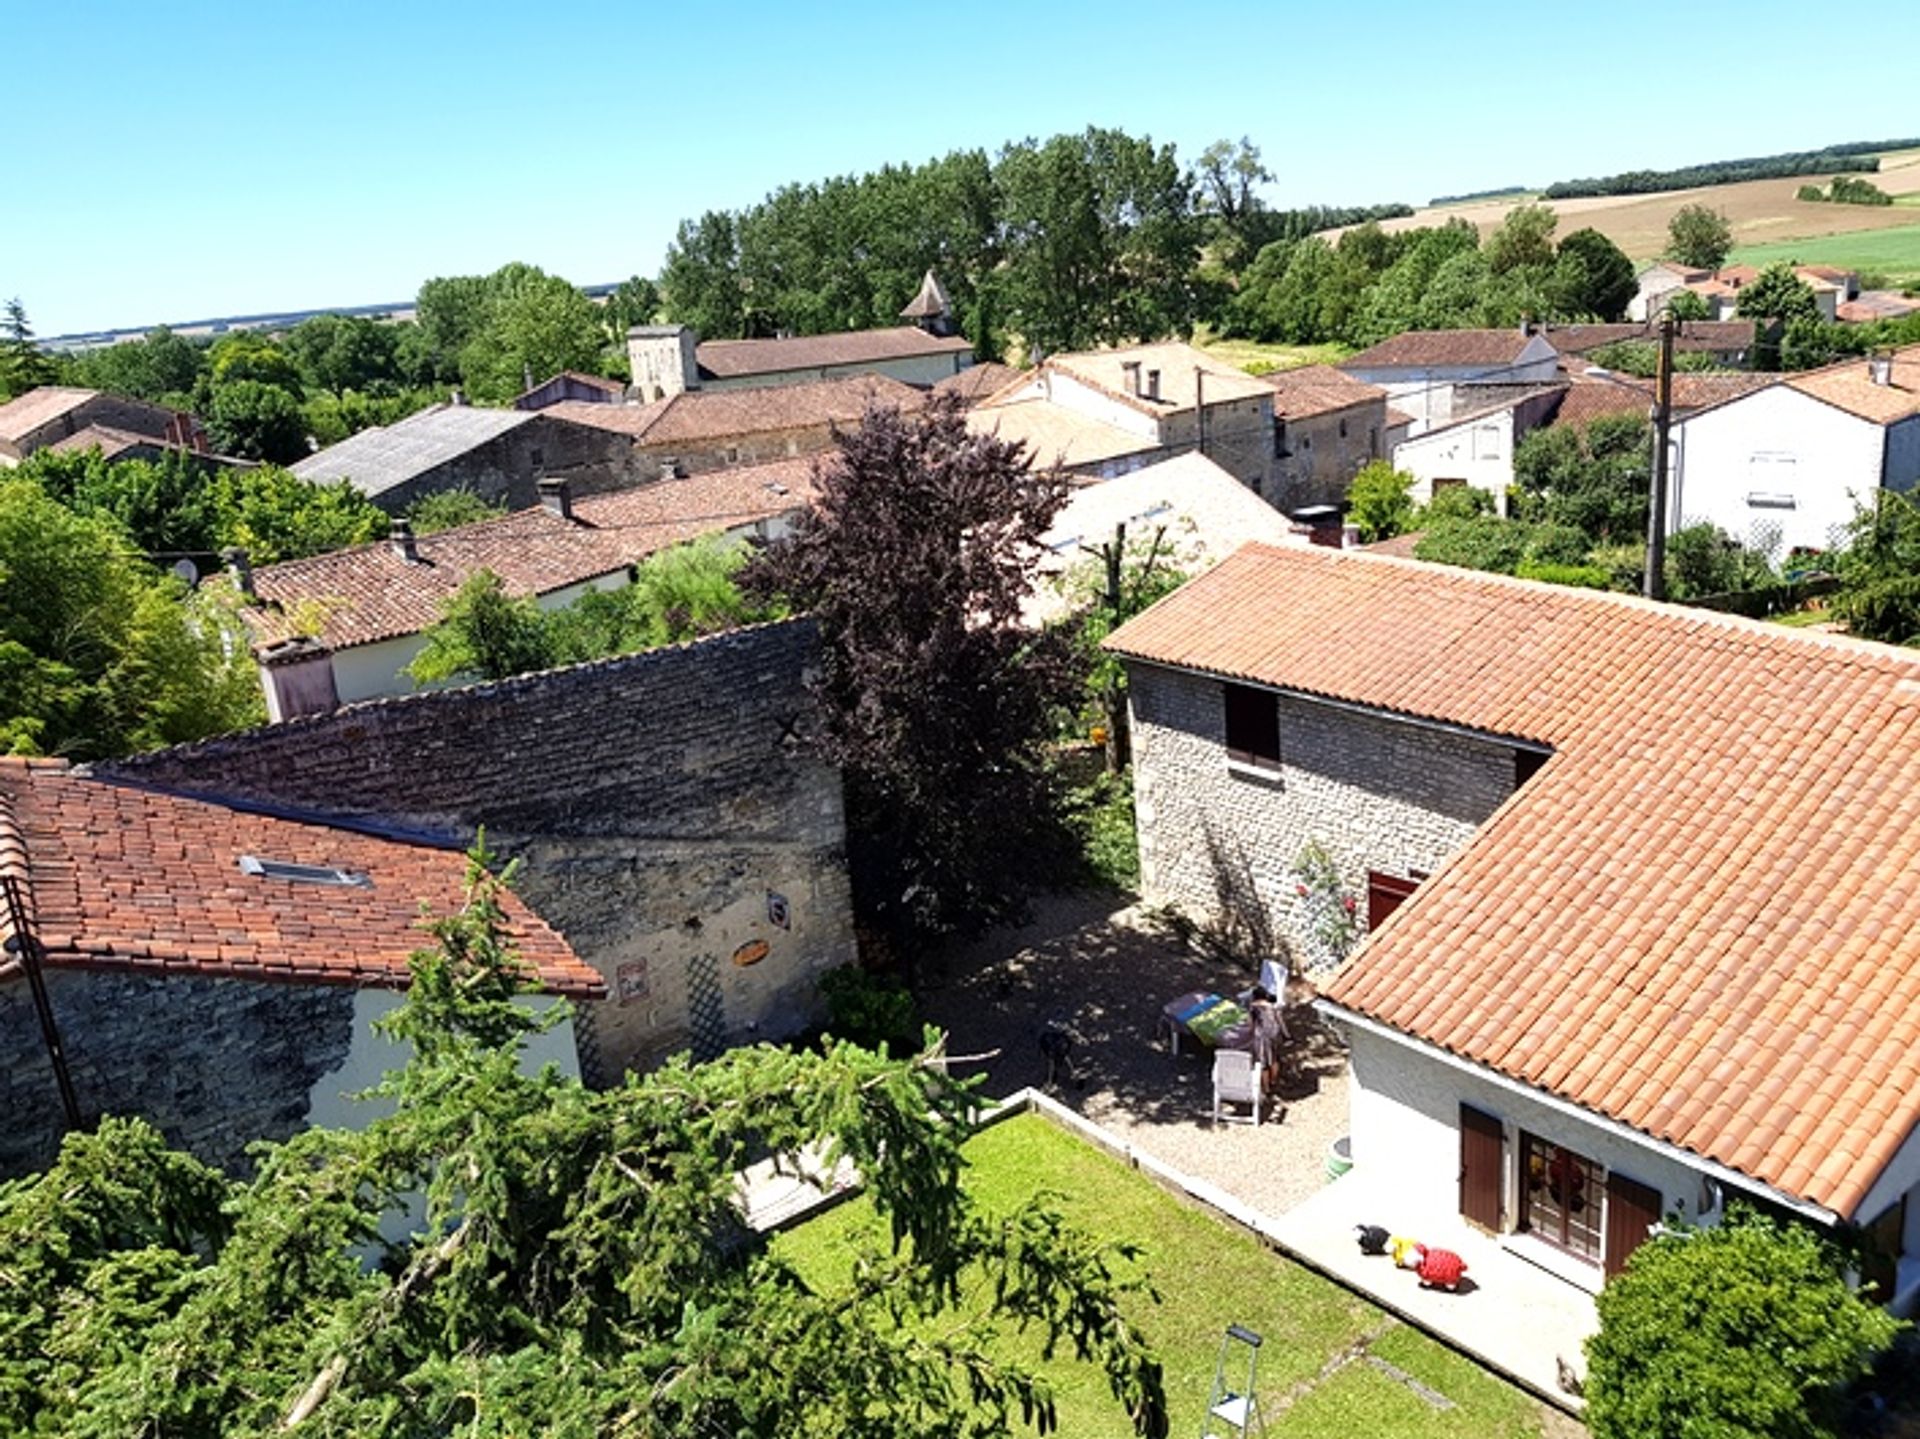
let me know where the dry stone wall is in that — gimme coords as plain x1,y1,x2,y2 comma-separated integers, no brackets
95,620,856,1080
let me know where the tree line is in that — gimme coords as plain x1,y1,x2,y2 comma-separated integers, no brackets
1542,137,1916,200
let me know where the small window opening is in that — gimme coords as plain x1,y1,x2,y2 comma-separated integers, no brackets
239,855,372,889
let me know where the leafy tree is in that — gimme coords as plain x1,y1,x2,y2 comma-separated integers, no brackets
1831,488,1920,644
210,464,386,564
1737,261,1821,327
67,325,207,404
302,386,443,447
994,127,1200,354
548,536,781,660
451,262,613,402
415,273,494,361
208,332,304,396
1552,228,1637,319
1347,461,1417,541
1420,483,1495,522
0,474,260,757
1193,137,1273,265
1349,221,1480,344
0,854,1169,1437
661,210,748,338
602,274,662,338
1512,412,1651,544
1418,249,1504,330
207,379,309,464
1664,522,1776,599
1586,1208,1904,1439
1666,204,1734,270
743,397,1078,940
407,488,506,535
1484,202,1558,276
285,313,401,396
16,446,217,556
1413,514,1535,574
0,297,55,398
1661,288,1711,321
407,569,557,684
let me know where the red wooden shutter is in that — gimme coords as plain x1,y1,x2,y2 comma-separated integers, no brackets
1367,871,1419,931
1603,1171,1663,1279
1459,1104,1505,1231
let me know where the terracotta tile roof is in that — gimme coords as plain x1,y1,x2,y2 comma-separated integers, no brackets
1106,543,1920,1217
694,327,971,379
0,758,601,997
1264,364,1387,420
1041,342,1275,414
1551,373,1773,429
1542,321,1755,356
1785,344,1920,425
245,457,818,651
1342,330,1542,370
0,386,100,443
1838,292,1920,323
44,424,173,460
544,374,924,445
932,362,1024,406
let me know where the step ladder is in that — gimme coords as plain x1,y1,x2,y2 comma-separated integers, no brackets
1202,1324,1267,1438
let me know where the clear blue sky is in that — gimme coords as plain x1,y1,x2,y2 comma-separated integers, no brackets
11,0,1919,337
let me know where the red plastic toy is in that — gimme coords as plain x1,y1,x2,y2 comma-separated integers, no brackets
1413,1245,1468,1290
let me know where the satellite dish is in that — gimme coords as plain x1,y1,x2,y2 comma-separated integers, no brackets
171,557,200,587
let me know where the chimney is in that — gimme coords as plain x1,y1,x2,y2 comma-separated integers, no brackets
660,455,683,481
538,476,574,520
1869,354,1894,386
1121,359,1142,396
220,545,255,599
1146,368,1162,402
390,518,420,564
449,387,467,407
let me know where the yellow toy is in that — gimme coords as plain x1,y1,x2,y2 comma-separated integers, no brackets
1388,1235,1423,1269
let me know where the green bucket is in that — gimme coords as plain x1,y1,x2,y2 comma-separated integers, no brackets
1325,1135,1353,1183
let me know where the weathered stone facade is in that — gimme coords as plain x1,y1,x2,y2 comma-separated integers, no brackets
95,621,857,1080
1268,400,1390,513
360,413,643,514
0,968,355,1177
1128,661,1525,964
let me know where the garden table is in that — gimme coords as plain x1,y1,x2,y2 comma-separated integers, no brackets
1161,991,1252,1058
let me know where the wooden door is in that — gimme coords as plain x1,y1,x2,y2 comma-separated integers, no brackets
1603,1171,1663,1279
1459,1104,1505,1231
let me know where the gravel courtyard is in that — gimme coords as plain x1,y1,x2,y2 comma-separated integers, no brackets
916,892,1353,1219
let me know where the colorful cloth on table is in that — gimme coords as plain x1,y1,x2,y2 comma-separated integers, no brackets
1184,995,1249,1047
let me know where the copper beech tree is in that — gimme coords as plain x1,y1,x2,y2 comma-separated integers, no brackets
0,854,1169,1437
745,396,1082,941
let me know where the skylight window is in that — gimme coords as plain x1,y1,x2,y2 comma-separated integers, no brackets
238,855,372,889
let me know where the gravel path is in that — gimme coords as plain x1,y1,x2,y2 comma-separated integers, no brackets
916,892,1352,1219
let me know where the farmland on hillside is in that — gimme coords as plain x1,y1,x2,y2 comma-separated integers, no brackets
1727,223,1920,288
1327,149,1920,262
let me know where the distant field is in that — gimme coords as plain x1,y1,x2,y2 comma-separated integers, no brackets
1727,223,1920,287
1325,149,1920,262
1195,333,1354,374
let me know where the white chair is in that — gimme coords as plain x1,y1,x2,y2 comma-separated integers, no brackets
1212,1049,1261,1126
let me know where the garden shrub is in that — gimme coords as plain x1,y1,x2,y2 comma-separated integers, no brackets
818,965,921,1054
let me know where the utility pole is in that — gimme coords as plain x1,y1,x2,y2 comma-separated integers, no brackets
1643,311,1676,600
3,873,83,1132
1195,367,1207,457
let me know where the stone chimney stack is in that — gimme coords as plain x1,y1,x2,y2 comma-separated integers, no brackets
390,518,420,564
1146,368,1162,402
220,546,255,599
1869,354,1894,386
1121,360,1142,397
538,477,574,521
449,387,467,407
660,455,684,481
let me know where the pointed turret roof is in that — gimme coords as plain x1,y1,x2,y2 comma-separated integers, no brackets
900,269,952,320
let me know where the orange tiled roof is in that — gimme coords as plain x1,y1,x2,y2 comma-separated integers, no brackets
245,456,818,651
545,373,924,444
0,759,602,997
1785,344,1920,425
1264,364,1387,420
1106,543,1920,1217
695,327,971,379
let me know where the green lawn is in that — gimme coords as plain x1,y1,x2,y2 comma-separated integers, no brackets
1194,331,1357,376
775,1113,1551,1438
1727,223,1920,288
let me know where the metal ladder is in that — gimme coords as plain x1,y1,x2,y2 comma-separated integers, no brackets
1202,1324,1267,1438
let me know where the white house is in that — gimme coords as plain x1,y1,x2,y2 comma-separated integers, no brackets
240,459,817,714
1341,329,1561,429
1109,543,1920,1315
1669,347,1920,554
1388,388,1567,514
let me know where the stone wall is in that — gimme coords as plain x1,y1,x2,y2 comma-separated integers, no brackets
369,414,641,513
1128,661,1521,965
94,621,857,1081
632,423,836,478
0,967,355,1177
1269,399,1388,513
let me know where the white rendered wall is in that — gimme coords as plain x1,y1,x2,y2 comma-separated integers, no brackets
1392,410,1515,514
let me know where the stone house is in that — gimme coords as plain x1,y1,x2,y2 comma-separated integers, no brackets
628,324,973,400
1667,346,1920,554
95,620,859,1081
1109,543,1920,1312
0,757,599,1179
969,342,1278,492
539,374,925,477
236,460,818,711
291,401,641,513
0,386,207,465
1262,365,1408,513
1341,329,1561,430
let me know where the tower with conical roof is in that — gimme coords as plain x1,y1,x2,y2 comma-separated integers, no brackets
900,270,956,337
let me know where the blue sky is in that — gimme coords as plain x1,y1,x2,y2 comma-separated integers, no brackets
11,0,1919,337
